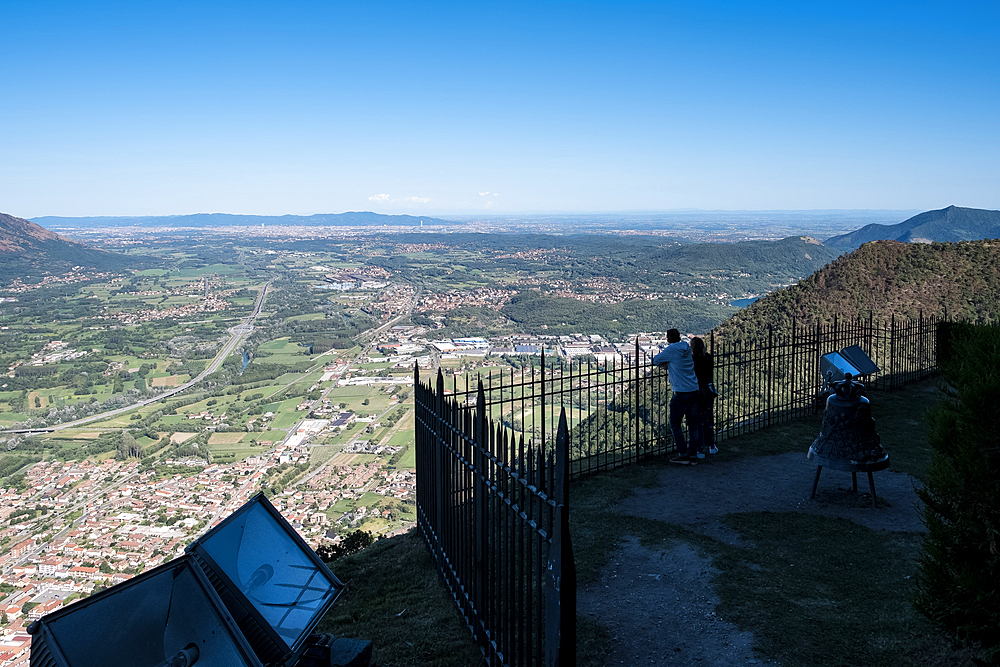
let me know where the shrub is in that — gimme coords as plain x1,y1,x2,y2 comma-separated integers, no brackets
316,530,375,563
914,322,1000,664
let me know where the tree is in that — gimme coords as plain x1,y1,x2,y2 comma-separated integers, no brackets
315,530,375,563
914,322,1000,665
116,431,142,460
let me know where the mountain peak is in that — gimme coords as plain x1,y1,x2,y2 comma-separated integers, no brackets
0,212,63,251
0,212,145,282
825,206,1000,251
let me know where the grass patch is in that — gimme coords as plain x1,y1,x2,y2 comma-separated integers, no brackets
710,512,964,667
249,430,286,442
271,409,306,430
208,432,246,445
208,443,261,462
316,530,484,667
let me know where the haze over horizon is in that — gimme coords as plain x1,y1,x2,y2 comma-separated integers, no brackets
2,1,998,218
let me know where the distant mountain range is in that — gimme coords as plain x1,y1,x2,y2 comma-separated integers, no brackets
31,211,454,229
0,212,141,281
714,238,1000,340
825,205,1000,250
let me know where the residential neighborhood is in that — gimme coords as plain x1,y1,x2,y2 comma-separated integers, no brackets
0,431,416,660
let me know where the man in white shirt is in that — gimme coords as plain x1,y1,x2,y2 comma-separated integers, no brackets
652,329,702,465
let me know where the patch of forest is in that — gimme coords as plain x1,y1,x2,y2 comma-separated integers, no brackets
715,240,1000,341
360,233,841,295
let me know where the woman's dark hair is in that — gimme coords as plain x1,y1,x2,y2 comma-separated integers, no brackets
691,336,706,356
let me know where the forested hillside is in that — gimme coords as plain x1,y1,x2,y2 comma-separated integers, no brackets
362,232,841,295
715,240,1000,341
500,290,735,338
649,235,840,283
0,212,151,281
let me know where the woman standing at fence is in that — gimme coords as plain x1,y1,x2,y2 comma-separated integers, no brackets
691,336,718,455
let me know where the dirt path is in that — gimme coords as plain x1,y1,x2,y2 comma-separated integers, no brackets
577,452,925,666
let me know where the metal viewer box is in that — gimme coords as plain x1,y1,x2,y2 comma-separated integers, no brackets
820,345,879,381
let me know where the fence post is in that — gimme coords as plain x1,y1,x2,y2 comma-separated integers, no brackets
474,381,488,649
867,311,874,363
814,321,822,412
545,408,576,667
766,324,773,426
541,349,546,452
919,310,925,378
635,337,641,462
889,315,897,391
434,369,446,551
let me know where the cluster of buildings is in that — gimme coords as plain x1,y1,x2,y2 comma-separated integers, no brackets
0,426,418,654
417,287,517,313
366,327,677,373
420,333,655,363
315,270,389,291
90,292,234,325
7,341,94,376
357,283,417,321
1,269,120,293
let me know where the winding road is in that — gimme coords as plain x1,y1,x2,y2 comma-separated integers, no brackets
5,281,272,435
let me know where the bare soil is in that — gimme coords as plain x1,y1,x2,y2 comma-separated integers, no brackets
577,452,925,666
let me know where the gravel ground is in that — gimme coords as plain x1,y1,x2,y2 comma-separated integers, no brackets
577,452,925,666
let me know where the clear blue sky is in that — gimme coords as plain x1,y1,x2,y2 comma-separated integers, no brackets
1,1,997,217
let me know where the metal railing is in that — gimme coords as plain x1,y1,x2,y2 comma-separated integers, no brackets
413,314,939,665
713,313,939,438
414,372,575,667
430,314,940,469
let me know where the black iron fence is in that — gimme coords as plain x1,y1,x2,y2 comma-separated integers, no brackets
713,313,939,438
413,314,939,665
414,371,575,667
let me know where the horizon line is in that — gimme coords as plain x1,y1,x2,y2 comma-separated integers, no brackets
24,207,943,220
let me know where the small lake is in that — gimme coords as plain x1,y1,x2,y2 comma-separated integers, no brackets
730,297,761,308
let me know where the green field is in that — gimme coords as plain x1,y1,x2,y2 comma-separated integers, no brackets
395,446,415,469
307,444,340,466
286,313,325,322
245,431,286,442
207,442,262,462
271,410,308,429
387,430,413,448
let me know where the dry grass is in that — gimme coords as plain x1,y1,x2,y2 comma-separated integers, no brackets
150,375,181,387
330,452,358,465
207,432,246,445
57,431,102,440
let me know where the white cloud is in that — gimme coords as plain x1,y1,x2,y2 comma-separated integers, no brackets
404,196,431,204
478,191,500,197
478,191,490,197
368,193,392,203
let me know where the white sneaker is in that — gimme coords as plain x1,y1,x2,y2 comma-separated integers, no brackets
709,446,719,455
696,451,706,459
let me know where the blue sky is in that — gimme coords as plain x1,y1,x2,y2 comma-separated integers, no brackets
1,1,997,217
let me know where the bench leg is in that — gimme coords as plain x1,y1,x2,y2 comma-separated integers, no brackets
868,471,877,508
811,466,822,499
